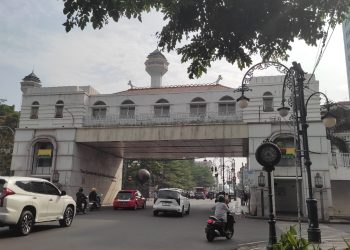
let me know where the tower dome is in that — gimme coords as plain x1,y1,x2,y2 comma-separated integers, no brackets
145,49,169,88
21,71,42,94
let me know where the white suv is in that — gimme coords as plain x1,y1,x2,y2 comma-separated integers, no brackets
153,188,190,217
0,176,76,235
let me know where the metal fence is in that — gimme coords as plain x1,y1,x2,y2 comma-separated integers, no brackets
83,111,243,127
329,152,350,168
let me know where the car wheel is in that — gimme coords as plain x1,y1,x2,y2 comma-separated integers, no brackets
153,211,158,216
179,206,185,217
59,206,74,227
142,202,146,209
16,210,34,236
186,204,190,215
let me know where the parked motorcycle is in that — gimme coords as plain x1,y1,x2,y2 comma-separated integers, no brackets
205,212,235,242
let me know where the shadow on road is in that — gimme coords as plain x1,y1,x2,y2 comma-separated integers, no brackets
0,224,60,239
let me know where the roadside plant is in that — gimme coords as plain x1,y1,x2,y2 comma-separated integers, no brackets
273,226,314,250
273,226,350,250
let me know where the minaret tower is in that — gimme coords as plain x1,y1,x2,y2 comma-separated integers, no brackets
20,71,42,94
145,49,169,88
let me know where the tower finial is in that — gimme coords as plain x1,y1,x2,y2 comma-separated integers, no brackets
213,75,223,84
127,80,135,89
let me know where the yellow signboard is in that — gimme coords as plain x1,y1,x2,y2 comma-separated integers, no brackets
285,147,295,155
37,149,52,157
281,147,295,157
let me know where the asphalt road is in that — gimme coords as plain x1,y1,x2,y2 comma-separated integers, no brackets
0,199,271,250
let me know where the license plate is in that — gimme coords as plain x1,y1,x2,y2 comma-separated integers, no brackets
162,202,170,206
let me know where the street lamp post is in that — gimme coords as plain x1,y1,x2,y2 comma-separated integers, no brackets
211,165,219,192
222,159,225,193
256,140,281,250
315,173,325,222
236,61,336,243
258,172,266,217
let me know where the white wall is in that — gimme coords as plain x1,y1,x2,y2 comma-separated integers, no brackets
71,143,123,204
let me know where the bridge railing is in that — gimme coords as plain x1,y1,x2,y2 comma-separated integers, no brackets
329,152,350,168
83,111,243,127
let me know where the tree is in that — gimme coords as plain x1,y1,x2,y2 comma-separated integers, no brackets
327,104,350,153
0,102,19,175
62,0,349,78
123,159,214,191
190,162,214,188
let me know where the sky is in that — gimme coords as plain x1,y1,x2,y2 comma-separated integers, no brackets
1,0,349,110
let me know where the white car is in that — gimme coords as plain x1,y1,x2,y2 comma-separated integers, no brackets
153,188,190,217
0,176,76,235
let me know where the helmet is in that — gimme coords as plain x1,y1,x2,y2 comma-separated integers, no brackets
79,187,83,192
217,195,225,203
91,187,96,192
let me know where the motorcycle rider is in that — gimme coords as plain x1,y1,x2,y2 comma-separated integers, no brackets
214,195,230,231
76,187,87,213
89,187,101,207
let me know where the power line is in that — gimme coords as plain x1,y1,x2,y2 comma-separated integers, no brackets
306,3,338,85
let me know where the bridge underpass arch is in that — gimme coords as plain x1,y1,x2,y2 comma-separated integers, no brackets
74,123,249,204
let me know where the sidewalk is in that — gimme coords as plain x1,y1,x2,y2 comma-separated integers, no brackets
232,202,350,249
235,222,350,249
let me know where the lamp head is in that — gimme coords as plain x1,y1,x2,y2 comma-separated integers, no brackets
277,106,290,117
237,95,249,109
314,172,323,188
321,112,336,128
258,172,265,187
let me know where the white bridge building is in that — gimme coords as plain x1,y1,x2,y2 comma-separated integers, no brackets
11,50,350,219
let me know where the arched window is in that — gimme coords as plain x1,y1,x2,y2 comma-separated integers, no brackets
120,100,135,119
263,92,274,112
92,101,107,118
30,101,39,119
190,97,206,117
55,100,64,118
154,99,170,117
218,96,236,116
274,136,295,166
32,141,54,174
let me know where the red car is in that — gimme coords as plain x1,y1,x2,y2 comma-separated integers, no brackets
113,190,146,210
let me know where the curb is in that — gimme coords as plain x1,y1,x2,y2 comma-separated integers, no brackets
244,215,350,225
233,241,266,250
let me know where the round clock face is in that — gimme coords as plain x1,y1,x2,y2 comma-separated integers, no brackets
260,146,279,164
255,142,281,171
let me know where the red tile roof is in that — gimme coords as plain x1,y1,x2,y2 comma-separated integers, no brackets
117,83,233,95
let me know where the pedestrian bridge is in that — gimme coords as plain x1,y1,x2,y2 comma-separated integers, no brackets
76,122,249,159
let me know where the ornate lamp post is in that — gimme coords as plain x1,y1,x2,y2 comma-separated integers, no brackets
258,172,266,217
314,173,325,221
52,170,60,183
256,140,281,250
211,165,219,192
231,161,237,200
222,159,225,193
236,61,336,243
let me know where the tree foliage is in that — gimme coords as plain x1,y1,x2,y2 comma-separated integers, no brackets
124,159,214,191
0,102,19,175
327,104,350,153
62,0,350,78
